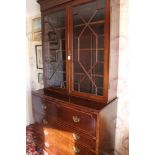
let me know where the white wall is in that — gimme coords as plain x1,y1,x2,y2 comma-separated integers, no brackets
26,0,40,18
114,0,129,154
26,32,33,125
26,0,42,125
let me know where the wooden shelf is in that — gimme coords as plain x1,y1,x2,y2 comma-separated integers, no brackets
74,82,103,90
45,20,105,32
74,48,104,51
74,72,103,78
49,48,59,50
44,39,65,42
74,34,104,39
74,20,104,28
48,39,65,41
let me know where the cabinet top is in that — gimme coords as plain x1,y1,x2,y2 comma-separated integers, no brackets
37,0,73,11
32,89,117,111
37,0,72,4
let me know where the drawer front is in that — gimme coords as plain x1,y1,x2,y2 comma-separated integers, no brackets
43,100,97,136
44,140,96,155
33,122,96,151
44,125,96,151
34,104,96,136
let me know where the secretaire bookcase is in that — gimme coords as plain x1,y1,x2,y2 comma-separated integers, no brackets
32,0,119,154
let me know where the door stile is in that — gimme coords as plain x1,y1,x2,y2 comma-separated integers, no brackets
67,5,73,94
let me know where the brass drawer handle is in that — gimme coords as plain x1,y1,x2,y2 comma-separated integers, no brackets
72,116,80,123
45,142,50,148
42,105,47,110
43,119,48,125
72,133,80,140
73,146,80,153
44,130,48,136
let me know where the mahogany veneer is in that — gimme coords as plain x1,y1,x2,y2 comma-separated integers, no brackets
32,90,117,155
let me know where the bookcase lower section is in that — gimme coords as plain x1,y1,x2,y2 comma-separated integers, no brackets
32,92,117,155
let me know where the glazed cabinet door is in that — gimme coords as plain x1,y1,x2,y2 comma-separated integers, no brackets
43,8,68,92
41,0,110,102
70,0,109,101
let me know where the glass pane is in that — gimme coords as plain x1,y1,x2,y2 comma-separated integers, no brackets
73,0,105,96
43,10,66,89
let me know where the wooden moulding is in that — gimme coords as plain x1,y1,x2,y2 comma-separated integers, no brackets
38,0,72,11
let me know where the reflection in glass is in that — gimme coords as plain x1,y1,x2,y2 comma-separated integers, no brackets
43,10,66,89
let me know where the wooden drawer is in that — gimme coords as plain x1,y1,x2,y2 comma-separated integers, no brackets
44,140,96,155
33,122,96,151
47,125,95,150
42,100,97,136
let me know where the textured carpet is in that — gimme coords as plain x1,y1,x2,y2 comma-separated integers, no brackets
26,124,43,155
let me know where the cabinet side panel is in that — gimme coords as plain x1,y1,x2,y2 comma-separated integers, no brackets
108,1,120,102
32,94,44,123
98,99,117,155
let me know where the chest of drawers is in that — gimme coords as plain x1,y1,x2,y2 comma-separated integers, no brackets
32,90,117,155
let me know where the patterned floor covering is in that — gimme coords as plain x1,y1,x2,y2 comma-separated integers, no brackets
26,124,43,155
